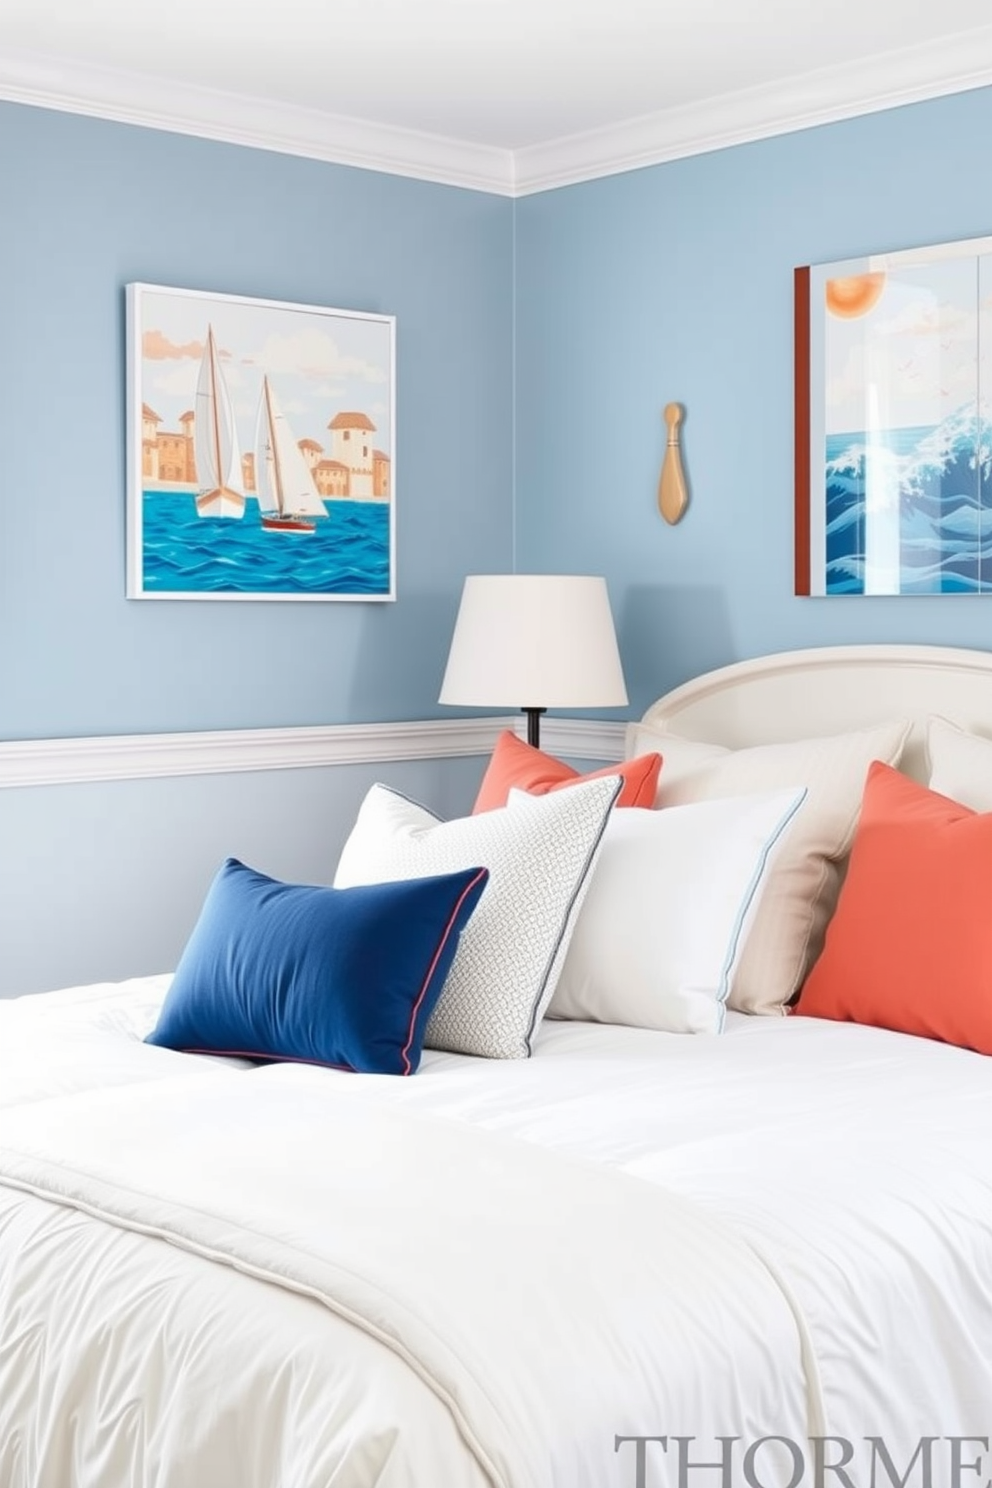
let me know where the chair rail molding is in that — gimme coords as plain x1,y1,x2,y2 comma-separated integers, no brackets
0,717,626,789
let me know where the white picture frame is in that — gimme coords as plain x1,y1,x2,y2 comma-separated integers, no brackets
126,283,396,601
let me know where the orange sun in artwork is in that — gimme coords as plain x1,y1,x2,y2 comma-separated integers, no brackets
825,272,886,318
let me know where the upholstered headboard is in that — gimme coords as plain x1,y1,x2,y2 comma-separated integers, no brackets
632,644,992,784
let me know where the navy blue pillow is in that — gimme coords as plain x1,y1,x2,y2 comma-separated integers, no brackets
146,857,488,1075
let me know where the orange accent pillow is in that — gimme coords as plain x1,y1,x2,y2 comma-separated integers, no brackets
472,731,662,814
796,761,992,1054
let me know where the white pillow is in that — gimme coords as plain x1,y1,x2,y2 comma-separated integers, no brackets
333,776,620,1059
546,789,806,1034
927,716,992,811
625,718,911,1013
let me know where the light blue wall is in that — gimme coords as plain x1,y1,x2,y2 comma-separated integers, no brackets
0,101,510,995
8,85,992,995
0,756,488,996
0,102,513,739
513,85,992,717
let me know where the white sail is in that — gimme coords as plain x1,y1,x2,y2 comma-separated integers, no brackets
194,326,244,517
254,377,327,520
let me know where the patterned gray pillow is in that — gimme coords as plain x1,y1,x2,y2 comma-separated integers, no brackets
333,776,620,1058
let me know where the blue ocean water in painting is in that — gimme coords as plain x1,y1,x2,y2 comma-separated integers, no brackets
142,493,390,596
824,407,992,594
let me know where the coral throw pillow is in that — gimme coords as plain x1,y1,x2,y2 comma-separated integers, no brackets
796,761,992,1055
473,730,661,814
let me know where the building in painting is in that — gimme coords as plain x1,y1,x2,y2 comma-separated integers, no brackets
372,449,391,498
156,432,191,482
142,405,197,485
313,459,350,498
298,438,323,471
142,401,389,499
327,412,376,498
141,404,161,480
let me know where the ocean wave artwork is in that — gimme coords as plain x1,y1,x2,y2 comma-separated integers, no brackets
142,493,390,596
796,232,992,596
825,406,992,594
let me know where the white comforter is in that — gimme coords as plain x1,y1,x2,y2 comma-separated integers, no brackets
0,977,990,1488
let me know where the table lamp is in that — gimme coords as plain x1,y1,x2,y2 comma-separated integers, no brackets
438,574,628,748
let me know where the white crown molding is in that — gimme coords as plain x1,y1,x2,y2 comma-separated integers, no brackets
0,715,626,789
514,25,992,193
0,48,515,196
2,28,992,197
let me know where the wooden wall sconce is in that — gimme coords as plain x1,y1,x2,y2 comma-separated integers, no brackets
657,402,689,524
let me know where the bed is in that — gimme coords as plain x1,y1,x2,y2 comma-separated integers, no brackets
2,643,991,1488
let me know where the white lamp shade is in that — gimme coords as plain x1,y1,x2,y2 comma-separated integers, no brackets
439,574,628,709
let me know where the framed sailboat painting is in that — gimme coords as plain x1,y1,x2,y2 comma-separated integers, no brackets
126,284,395,600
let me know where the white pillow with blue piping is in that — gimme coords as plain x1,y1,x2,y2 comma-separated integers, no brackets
541,788,806,1034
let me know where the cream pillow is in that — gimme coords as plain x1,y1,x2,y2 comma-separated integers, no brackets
625,718,912,1013
926,716,992,811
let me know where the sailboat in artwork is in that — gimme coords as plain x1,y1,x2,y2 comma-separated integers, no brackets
194,325,245,518
254,375,329,534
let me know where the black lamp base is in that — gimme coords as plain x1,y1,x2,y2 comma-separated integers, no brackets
522,707,546,748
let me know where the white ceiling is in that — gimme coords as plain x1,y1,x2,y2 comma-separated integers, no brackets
2,0,992,192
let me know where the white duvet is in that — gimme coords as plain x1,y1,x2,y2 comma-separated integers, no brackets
0,976,990,1488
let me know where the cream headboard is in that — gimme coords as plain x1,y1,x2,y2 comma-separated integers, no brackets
634,644,992,784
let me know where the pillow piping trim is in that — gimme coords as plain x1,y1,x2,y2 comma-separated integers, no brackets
370,783,443,823
398,866,489,1075
521,775,623,1055
178,1047,358,1072
716,787,808,1033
